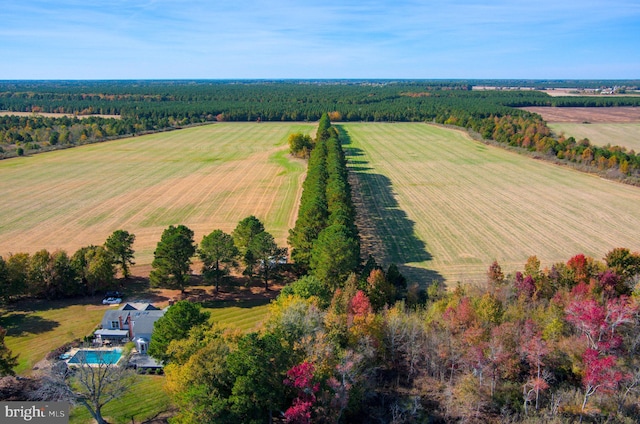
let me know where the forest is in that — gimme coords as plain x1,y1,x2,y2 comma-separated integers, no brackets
1,80,640,184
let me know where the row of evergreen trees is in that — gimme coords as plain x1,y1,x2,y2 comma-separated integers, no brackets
288,113,360,290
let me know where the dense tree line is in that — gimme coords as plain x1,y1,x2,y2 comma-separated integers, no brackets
288,113,359,287
0,215,288,303
159,248,640,423
0,230,134,302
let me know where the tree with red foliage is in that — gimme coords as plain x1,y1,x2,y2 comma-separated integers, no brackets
566,296,637,421
486,322,520,396
565,296,637,352
514,271,536,300
567,254,591,285
580,349,628,419
519,321,550,413
487,260,505,289
348,290,373,318
597,269,622,298
284,362,320,424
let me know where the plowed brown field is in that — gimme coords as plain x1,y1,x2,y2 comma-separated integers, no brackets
523,106,640,123
0,123,314,271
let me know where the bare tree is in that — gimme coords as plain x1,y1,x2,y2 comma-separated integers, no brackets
31,348,136,424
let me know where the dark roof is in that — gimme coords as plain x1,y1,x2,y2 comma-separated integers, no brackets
121,303,160,311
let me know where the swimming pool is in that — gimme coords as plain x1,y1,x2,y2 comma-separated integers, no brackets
68,348,123,365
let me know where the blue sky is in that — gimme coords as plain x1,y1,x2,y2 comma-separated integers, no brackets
1,0,638,79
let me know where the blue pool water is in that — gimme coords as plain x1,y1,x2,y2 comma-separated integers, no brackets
68,348,123,365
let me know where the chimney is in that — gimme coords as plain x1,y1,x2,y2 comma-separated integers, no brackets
129,319,134,340
118,315,123,330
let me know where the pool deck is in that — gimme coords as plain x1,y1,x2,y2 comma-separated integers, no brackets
64,347,162,369
65,347,124,367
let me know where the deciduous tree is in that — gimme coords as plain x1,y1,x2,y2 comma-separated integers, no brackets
148,300,210,364
72,246,116,296
33,349,135,424
226,332,293,424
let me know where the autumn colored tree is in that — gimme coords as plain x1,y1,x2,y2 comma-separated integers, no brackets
487,260,505,289
366,269,395,312
288,133,314,158
565,296,637,352
163,332,235,423
27,249,79,298
283,362,320,424
580,349,627,418
519,321,550,413
605,247,640,285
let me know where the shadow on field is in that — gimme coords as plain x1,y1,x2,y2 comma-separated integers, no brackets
5,295,107,313
0,313,59,336
338,126,445,288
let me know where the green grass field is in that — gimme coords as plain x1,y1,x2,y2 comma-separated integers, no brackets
549,122,640,152
69,375,173,424
204,299,271,332
0,122,314,268
342,123,640,285
0,299,107,374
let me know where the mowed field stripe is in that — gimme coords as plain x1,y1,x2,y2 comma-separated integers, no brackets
342,123,640,285
0,123,314,268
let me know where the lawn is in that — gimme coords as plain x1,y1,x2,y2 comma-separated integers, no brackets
549,122,640,152
342,122,640,285
0,122,314,269
0,298,108,374
204,299,271,332
69,375,173,424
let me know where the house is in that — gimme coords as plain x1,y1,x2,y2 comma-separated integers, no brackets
94,302,166,354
